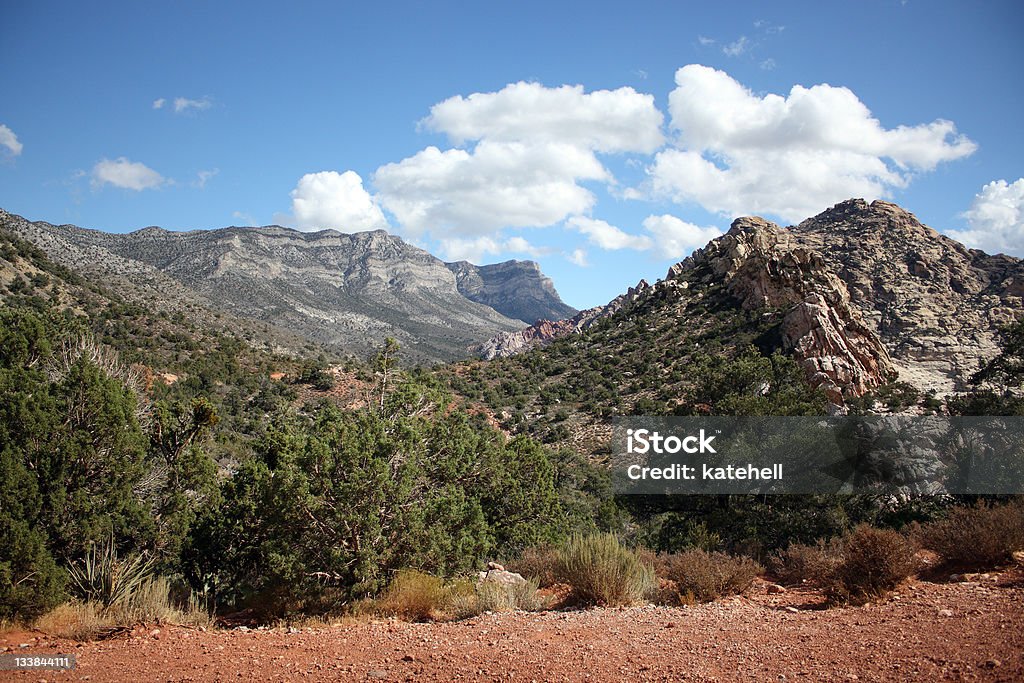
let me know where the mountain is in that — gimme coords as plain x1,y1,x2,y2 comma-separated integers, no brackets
0,210,572,363
446,259,577,324
475,199,1024,398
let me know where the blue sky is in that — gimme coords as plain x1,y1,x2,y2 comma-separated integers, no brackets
1,0,1022,310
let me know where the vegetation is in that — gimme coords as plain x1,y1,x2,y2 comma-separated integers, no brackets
822,525,919,605
653,550,762,604
2,228,1022,628
555,533,655,606
913,500,1024,568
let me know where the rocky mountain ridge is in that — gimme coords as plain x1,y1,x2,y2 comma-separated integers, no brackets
479,199,1024,398
0,209,574,363
447,259,577,324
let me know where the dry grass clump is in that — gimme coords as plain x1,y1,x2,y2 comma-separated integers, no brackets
373,570,450,622
507,544,560,588
654,550,762,604
913,501,1024,569
475,578,544,613
371,570,544,621
823,525,918,605
34,602,114,641
33,576,213,640
555,533,655,607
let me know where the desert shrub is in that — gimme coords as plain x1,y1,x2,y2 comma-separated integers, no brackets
507,544,560,588
655,550,762,603
768,539,843,587
65,537,155,608
374,570,449,622
913,501,1024,568
823,525,918,605
556,533,655,606
475,578,543,613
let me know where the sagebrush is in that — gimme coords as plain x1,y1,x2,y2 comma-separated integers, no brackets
556,534,655,606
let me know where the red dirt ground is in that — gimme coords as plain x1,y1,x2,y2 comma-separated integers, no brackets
3,571,1022,682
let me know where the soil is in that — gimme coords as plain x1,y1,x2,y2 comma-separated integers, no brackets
3,571,1022,682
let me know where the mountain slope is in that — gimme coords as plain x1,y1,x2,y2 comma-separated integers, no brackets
791,199,1023,392
478,199,1024,394
446,259,577,324
0,210,572,363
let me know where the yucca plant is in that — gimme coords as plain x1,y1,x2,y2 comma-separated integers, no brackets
66,536,155,609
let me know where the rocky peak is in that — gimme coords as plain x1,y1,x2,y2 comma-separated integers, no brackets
792,199,1023,392
678,214,897,401
446,259,577,324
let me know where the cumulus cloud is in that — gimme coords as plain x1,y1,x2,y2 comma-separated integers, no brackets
373,81,665,256
645,65,977,222
286,170,388,232
0,124,23,156
568,216,652,251
423,81,664,154
173,96,212,114
567,248,589,267
947,179,1024,256
567,214,721,260
641,214,723,259
152,98,166,110
91,157,165,191
437,235,548,262
375,141,607,236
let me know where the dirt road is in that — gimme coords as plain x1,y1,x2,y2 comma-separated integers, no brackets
3,573,1022,682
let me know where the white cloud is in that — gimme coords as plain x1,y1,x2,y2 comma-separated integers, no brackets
567,248,589,267
503,236,551,258
423,81,664,154
641,214,723,259
565,214,721,260
644,65,977,222
377,80,664,257
438,235,549,262
697,35,715,46
723,36,751,57
760,58,777,71
193,168,219,189
0,124,23,156
152,98,166,110
173,96,212,114
91,157,165,191
567,216,652,251
286,170,388,232
440,236,502,262
947,178,1024,256
375,141,607,237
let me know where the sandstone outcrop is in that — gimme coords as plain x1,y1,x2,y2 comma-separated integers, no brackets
477,199,1023,400
679,215,896,401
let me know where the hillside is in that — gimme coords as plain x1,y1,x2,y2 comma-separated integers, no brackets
0,209,574,363
451,200,1024,450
